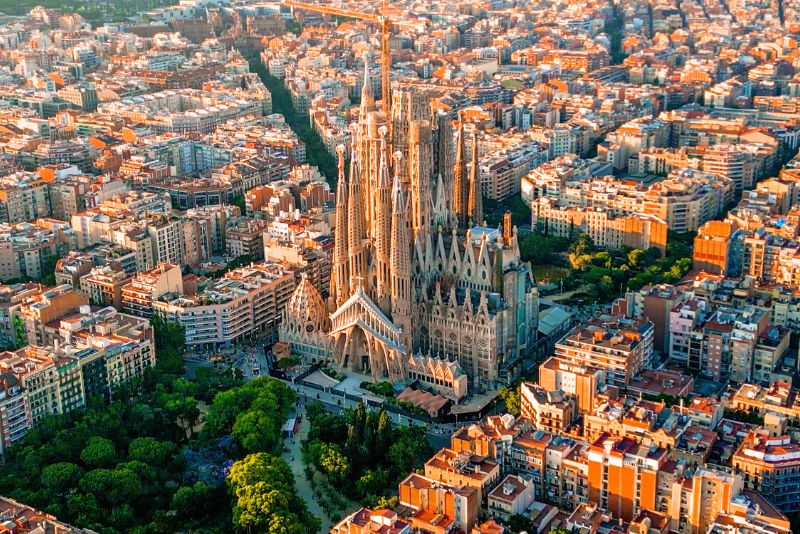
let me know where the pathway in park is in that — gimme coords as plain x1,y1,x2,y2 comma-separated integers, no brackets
281,412,331,534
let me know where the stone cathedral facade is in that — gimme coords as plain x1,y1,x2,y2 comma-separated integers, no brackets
281,64,538,393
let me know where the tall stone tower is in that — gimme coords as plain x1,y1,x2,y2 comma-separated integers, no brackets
434,111,455,227
408,120,433,241
359,58,379,233
391,88,430,183
373,126,393,316
452,113,469,228
347,124,369,291
468,129,483,226
390,151,413,351
330,144,349,307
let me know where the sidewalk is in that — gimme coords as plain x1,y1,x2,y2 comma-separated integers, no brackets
282,412,330,533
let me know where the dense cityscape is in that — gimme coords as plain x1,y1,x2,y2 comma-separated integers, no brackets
0,0,797,533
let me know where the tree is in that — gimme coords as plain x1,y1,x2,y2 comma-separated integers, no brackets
128,437,176,466
499,386,521,416
232,409,280,453
110,504,135,530
227,453,315,534
79,468,142,506
150,314,186,374
352,402,367,441
40,462,81,493
171,481,214,518
80,437,116,468
116,460,157,487
308,411,348,443
318,444,350,484
67,493,102,527
568,234,594,270
374,409,392,457
204,387,258,437
344,425,363,471
388,434,419,477
231,194,247,215
355,468,389,499
509,514,534,533
627,248,645,269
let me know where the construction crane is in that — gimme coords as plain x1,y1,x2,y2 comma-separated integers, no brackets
284,0,414,111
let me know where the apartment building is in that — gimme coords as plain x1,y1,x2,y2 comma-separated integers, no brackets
32,140,91,171
668,298,708,365
13,284,88,347
519,381,576,433
147,216,186,266
0,346,83,427
582,397,674,447
57,84,98,112
399,472,480,533
331,508,411,534
656,465,744,534
531,168,732,238
509,430,590,511
538,356,602,414
601,118,670,170
730,381,800,421
450,414,522,465
0,496,93,532
0,174,51,224
642,170,734,233
0,372,30,458
687,305,769,381
0,307,153,452
633,147,699,177
751,327,791,386
693,220,740,275
532,200,667,252
732,429,800,513
553,315,654,388
587,434,669,521
79,264,133,310
60,307,155,394
0,223,59,281
153,262,295,348
486,474,536,522
520,153,595,202
226,217,268,260
707,490,791,534
423,448,501,503
702,144,758,192
479,142,547,200
121,262,184,317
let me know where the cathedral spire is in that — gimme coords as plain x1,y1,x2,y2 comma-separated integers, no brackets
360,53,375,116
374,125,393,315
348,122,369,292
330,144,350,307
390,151,413,350
468,129,483,226
453,112,469,229
408,120,433,241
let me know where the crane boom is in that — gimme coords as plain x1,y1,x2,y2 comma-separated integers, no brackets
284,0,392,109
284,0,378,23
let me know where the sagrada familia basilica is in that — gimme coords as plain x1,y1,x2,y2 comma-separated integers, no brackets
280,63,538,393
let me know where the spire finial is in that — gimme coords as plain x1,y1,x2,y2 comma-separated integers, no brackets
379,124,388,151
336,144,346,175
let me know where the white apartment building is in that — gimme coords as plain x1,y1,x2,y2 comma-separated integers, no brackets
153,263,296,349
